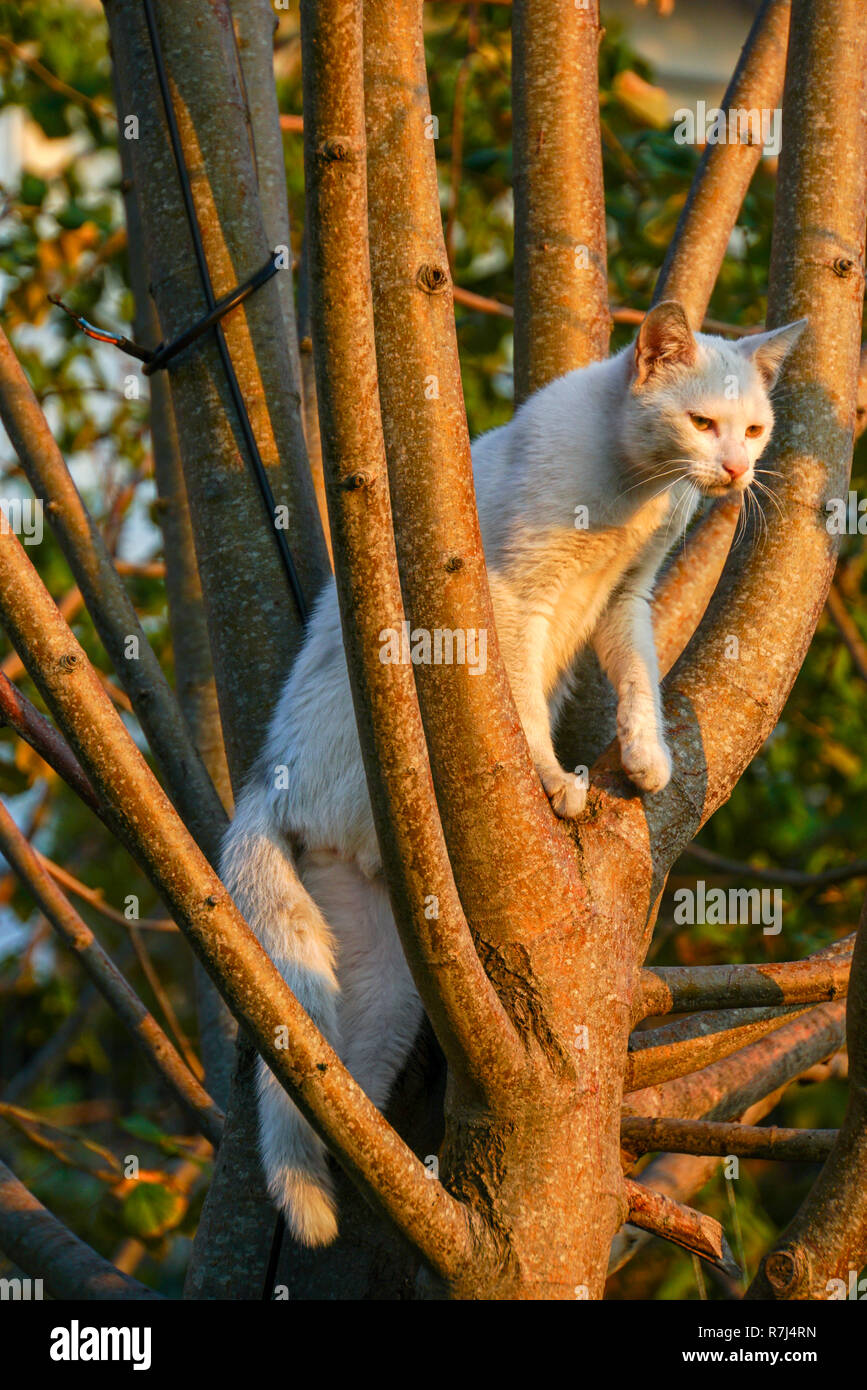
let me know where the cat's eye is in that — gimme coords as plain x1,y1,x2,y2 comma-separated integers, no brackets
745,424,764,438
689,414,713,431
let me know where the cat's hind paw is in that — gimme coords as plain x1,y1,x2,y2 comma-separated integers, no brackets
620,735,672,795
538,764,588,819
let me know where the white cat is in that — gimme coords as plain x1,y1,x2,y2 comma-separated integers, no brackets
220,301,805,1246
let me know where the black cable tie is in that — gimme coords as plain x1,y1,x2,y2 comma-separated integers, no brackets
142,0,309,629
48,251,283,376
143,251,283,375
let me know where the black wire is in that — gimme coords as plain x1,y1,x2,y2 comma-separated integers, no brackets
262,1212,287,1301
143,252,281,375
141,0,309,628
50,254,281,372
141,0,302,1297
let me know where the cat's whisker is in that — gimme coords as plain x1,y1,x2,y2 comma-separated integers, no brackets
617,475,690,513
617,458,699,491
649,475,692,509
664,480,698,544
682,482,701,537
672,484,698,549
737,484,760,551
751,478,784,523
748,483,773,551
752,481,783,514
663,487,686,541
732,494,748,550
616,466,689,501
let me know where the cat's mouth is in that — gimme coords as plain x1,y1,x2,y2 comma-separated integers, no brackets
695,471,753,498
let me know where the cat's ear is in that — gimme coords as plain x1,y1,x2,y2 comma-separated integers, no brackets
737,318,807,389
633,301,697,387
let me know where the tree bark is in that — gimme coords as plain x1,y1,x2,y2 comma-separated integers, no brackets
0,1160,161,1301
638,938,853,1018
104,0,331,1297
362,0,634,1299
748,899,867,1297
654,0,791,324
104,0,329,785
511,0,609,397
114,99,237,1107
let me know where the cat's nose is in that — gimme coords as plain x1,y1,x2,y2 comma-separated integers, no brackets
721,448,749,480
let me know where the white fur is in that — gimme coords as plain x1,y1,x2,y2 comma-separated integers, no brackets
220,305,805,1244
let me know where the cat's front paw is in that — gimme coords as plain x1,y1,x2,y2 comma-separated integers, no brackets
538,763,588,819
620,735,672,794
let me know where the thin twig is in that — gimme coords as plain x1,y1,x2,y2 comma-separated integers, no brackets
36,852,177,933
128,923,204,1080
680,841,867,888
0,35,114,121
825,580,867,683
622,1116,838,1163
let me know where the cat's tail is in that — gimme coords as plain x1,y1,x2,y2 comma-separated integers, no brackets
220,784,341,1247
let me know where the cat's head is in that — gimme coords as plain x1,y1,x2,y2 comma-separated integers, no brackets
622,300,806,497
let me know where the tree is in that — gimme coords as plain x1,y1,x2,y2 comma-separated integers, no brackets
0,0,865,1301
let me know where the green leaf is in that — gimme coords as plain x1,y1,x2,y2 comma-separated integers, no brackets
121,1181,184,1239
19,173,48,207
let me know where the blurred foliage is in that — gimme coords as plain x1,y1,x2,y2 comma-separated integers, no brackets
0,0,864,1300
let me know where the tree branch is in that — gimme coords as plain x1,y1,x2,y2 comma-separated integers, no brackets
363,0,636,1295
680,841,867,888
296,239,331,562
825,579,867,684
303,0,523,1104
0,799,224,1146
36,853,176,932
609,1085,788,1277
0,1158,160,1301
511,0,609,398
0,326,228,861
364,0,589,983
623,1178,741,1279
106,0,334,1293
626,1006,809,1092
748,891,867,1298
622,1116,837,1163
653,0,791,322
625,1001,847,1122
113,114,236,1107
638,935,853,1019
231,0,304,383
105,0,330,787
0,672,101,816
0,522,481,1286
